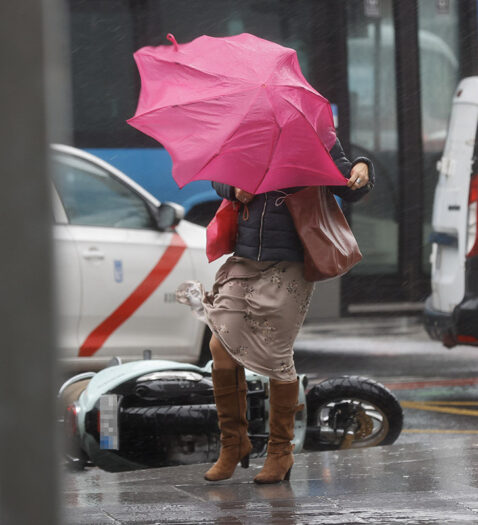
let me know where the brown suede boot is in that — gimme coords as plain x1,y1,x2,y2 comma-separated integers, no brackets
254,378,300,484
204,367,252,481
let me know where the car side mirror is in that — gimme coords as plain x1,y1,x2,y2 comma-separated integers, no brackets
153,202,185,231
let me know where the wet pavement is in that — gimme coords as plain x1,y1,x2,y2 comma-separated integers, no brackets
62,316,478,524
295,316,478,382
63,436,478,524
296,316,478,443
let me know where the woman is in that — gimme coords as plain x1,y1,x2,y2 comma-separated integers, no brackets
181,138,374,484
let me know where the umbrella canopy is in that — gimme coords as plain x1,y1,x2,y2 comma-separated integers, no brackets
127,33,346,194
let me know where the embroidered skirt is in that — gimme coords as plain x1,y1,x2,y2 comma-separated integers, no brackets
202,256,315,381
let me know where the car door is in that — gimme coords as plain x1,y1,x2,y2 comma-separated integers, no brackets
52,184,82,357
51,150,202,361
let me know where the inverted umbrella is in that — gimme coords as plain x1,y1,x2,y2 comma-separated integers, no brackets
127,33,346,194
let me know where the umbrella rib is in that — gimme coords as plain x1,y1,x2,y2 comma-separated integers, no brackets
252,88,282,193
255,90,342,188
292,84,329,103
139,52,267,89
267,83,327,102
263,163,334,172
180,86,266,186
223,38,284,82
131,85,260,120
281,94,335,154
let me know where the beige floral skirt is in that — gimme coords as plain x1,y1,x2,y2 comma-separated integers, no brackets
202,256,315,381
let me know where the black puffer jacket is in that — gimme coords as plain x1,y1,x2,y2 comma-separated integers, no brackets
212,138,375,262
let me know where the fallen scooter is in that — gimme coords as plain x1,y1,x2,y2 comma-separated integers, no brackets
59,356,403,473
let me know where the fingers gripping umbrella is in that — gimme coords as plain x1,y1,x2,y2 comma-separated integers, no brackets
127,33,346,194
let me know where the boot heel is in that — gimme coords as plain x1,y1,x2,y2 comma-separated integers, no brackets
240,454,250,469
283,466,292,481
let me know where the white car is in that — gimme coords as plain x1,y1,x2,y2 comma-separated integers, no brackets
424,77,478,347
51,144,219,370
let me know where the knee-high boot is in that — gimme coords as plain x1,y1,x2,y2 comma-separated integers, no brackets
254,378,300,484
204,367,252,481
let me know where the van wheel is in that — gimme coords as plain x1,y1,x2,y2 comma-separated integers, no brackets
197,326,212,366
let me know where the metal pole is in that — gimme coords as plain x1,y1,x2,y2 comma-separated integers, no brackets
373,19,382,152
393,0,424,301
458,0,478,78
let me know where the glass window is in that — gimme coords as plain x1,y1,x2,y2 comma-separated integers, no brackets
52,153,155,229
143,0,310,66
69,0,148,148
418,0,460,272
69,0,325,149
346,0,399,275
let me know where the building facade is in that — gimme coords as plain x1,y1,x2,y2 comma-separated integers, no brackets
68,0,478,315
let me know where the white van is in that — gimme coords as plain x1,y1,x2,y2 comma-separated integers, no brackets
424,77,478,347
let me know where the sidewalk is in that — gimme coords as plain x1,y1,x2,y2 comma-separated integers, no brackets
62,316,478,524
63,435,478,524
300,314,425,338
295,315,478,383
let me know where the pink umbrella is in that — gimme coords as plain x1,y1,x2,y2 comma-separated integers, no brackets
127,33,347,194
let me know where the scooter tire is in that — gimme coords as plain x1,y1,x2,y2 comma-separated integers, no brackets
305,375,403,451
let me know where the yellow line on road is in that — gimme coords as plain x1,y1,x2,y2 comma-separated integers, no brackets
409,401,478,406
401,401,478,417
403,429,478,434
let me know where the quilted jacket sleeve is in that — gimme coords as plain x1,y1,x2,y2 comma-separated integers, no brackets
328,138,375,203
211,181,236,201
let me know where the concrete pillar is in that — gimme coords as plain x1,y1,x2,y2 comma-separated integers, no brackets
0,0,69,523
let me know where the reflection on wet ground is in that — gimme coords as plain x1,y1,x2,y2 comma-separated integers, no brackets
63,435,478,524
296,318,478,445
392,378,478,444
63,318,478,523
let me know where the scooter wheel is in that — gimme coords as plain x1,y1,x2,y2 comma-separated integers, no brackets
304,376,403,451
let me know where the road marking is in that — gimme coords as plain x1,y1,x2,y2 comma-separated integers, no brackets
401,400,478,417
403,429,478,434
79,233,187,357
408,400,478,406
386,377,478,390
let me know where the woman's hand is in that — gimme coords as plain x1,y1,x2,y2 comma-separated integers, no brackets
347,162,369,190
235,187,254,204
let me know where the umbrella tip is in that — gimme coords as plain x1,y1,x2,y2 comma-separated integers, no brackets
167,33,179,51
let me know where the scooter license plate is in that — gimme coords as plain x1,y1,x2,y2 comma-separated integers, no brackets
99,395,119,450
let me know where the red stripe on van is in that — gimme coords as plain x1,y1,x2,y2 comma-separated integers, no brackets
456,334,478,344
467,174,478,257
79,233,187,357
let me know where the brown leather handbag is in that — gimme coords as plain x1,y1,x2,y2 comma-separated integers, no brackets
285,186,362,282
